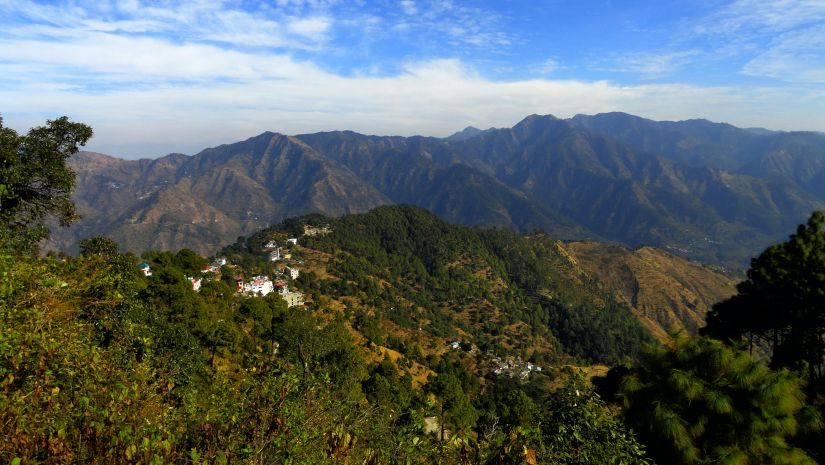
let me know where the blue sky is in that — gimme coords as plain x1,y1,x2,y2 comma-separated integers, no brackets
1,0,824,158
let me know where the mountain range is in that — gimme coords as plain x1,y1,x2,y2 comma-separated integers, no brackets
50,112,825,266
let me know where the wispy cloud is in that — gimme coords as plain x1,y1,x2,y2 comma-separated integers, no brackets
742,26,825,83
598,50,700,79
696,0,825,35
690,0,825,83
4,54,822,158
1,0,823,158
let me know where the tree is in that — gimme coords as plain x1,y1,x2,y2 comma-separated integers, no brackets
542,373,652,465
79,235,120,259
429,372,478,441
0,116,93,254
704,211,825,385
616,336,820,465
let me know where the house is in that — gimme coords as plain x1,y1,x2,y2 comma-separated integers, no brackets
286,238,298,246
264,240,278,250
303,225,332,236
202,264,221,274
187,277,202,292
281,291,304,308
245,276,274,296
269,248,281,261
138,262,152,277
284,266,299,280
212,257,227,267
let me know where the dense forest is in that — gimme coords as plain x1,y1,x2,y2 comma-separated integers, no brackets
3,117,825,464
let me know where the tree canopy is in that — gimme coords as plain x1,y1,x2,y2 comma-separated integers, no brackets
615,336,819,465
703,211,825,385
0,116,92,254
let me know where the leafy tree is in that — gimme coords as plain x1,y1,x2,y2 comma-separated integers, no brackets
0,116,92,254
79,235,120,259
704,211,825,385
541,373,652,465
616,336,820,465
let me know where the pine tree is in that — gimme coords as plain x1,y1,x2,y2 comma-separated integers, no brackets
618,336,820,464
704,211,825,385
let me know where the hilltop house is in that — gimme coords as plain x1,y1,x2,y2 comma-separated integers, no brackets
303,224,332,236
187,277,202,292
138,262,152,277
280,291,304,307
245,276,274,296
287,238,298,246
284,266,299,280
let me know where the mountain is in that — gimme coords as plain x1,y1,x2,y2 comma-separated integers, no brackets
450,114,825,265
444,126,495,141
558,242,737,342
294,131,592,239
52,113,825,266
50,134,391,253
568,112,825,200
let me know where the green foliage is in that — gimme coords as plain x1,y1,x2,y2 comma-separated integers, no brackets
79,235,121,259
541,374,653,465
705,211,825,386
0,116,92,254
615,336,820,465
256,205,651,365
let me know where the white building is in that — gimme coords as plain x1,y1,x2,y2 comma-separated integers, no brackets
188,277,202,292
281,291,304,308
286,238,298,246
285,266,300,280
245,276,274,296
138,262,152,277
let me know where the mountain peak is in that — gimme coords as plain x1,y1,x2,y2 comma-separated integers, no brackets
445,126,495,142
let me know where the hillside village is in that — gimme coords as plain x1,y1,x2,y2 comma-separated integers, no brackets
135,229,324,308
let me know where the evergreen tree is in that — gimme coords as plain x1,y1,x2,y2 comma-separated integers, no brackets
704,211,825,384
617,336,820,464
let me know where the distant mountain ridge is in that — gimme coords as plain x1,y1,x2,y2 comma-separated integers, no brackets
50,112,825,266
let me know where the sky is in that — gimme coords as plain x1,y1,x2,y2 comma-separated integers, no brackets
1,0,824,158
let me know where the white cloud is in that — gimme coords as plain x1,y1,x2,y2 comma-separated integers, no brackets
4,51,823,158
287,16,332,39
741,26,825,83
400,0,417,16
697,0,825,35
2,0,823,158
537,58,558,75
689,0,825,83
598,50,700,78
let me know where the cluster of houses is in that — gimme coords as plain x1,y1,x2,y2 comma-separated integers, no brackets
136,253,304,307
444,338,542,380
236,275,304,307
490,355,542,379
303,224,332,236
